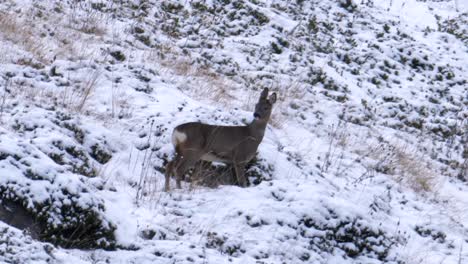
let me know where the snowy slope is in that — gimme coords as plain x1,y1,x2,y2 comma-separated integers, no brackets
0,0,467,263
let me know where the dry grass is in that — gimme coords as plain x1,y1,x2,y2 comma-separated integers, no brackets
0,5,108,116
53,29,97,62
147,45,238,107
363,138,441,193
76,69,101,112
59,68,101,113
262,79,308,128
185,74,237,107
0,79,9,124
189,161,236,189
0,11,49,64
143,43,308,126
391,144,439,192
320,121,350,174
0,2,108,64
67,4,107,36
6,77,56,107
111,84,133,119
460,156,468,181
1,65,102,115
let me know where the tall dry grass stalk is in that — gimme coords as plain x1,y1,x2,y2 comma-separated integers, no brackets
0,78,10,124
59,69,101,113
76,69,101,112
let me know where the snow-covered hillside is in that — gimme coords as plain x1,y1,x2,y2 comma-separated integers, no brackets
0,0,467,263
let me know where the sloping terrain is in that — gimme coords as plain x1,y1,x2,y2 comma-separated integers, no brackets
0,0,467,263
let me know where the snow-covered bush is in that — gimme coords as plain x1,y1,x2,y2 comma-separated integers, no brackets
0,133,116,248
0,106,116,249
0,223,55,263
297,213,400,261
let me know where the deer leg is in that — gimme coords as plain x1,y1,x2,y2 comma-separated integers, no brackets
165,153,182,191
174,153,200,189
165,161,172,191
233,163,248,187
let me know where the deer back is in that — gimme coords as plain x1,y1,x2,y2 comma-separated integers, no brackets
173,122,261,163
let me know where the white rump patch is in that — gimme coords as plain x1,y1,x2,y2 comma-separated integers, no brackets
172,129,187,145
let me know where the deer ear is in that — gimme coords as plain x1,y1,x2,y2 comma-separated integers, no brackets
260,88,269,100
268,93,277,104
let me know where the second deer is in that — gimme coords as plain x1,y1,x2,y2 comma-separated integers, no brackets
165,88,277,191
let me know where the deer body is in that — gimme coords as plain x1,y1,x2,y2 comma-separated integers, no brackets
165,88,276,191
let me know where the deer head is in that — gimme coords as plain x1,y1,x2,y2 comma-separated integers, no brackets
253,88,277,121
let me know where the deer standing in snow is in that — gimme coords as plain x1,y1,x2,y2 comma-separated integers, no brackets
165,88,277,191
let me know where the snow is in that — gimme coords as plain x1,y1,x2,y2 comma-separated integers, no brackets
0,0,467,263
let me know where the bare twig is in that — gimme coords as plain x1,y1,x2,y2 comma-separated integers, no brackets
0,78,10,124
76,69,101,112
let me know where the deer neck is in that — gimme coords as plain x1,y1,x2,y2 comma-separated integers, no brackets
248,117,268,141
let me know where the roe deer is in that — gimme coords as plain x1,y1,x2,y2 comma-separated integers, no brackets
165,88,277,191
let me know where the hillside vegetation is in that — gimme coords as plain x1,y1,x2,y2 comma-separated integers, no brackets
0,0,467,263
